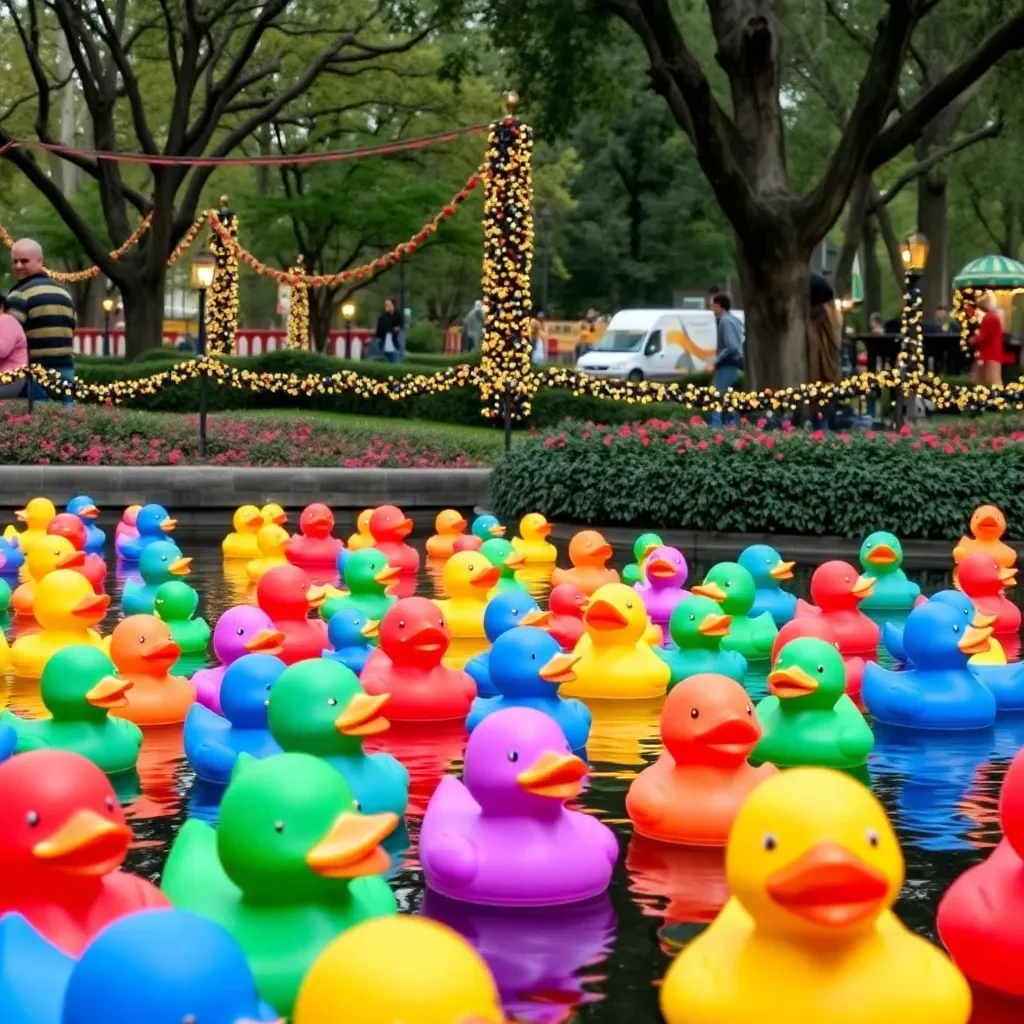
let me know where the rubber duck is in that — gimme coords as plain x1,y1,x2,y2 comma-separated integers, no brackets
267,659,409,817
794,560,879,657
112,504,141,561
11,534,87,619
0,749,169,955
0,578,9,619
472,513,506,543
46,513,106,593
0,536,25,575
261,502,288,527
153,579,211,655
465,591,549,699
10,570,109,679
294,916,503,1024
957,552,1021,635
115,503,176,563
192,605,285,715
323,599,378,675
368,504,419,575
121,539,190,615
245,523,292,582
551,529,619,595
693,562,778,661
954,503,1016,568
0,720,12,760
857,531,920,612
562,582,670,699
862,600,997,730
621,532,664,586
222,504,266,560
361,597,476,721
323,547,399,623
755,637,874,770
65,495,106,554
6,497,56,552
436,551,501,639
547,583,587,650
657,594,748,686
468,626,591,752
633,544,689,627
426,509,470,560
627,674,776,845
479,536,527,593
882,590,1002,668
107,614,193,726
347,508,374,550
511,512,557,563
256,564,328,664
772,616,864,704
739,544,797,627
161,751,398,1016
286,502,344,569
1,646,142,774
185,653,285,784
938,744,1024,997
659,767,971,1024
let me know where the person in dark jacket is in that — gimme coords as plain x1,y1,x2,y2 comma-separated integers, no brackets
710,292,743,427
375,298,403,364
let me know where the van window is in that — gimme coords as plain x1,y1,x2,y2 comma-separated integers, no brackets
644,331,662,356
592,330,645,353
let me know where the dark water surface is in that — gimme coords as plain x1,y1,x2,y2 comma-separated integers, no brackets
1,519,1017,1022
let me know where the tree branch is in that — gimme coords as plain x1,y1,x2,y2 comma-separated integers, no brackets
964,173,1005,251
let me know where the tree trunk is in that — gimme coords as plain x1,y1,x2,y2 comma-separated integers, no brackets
917,164,949,311
1003,193,1021,257
310,291,335,353
121,277,166,359
863,217,883,319
835,175,871,300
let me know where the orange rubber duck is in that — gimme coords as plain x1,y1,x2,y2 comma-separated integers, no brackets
426,510,469,560
626,674,777,845
109,615,195,726
551,530,619,595
954,504,1016,568
11,535,86,619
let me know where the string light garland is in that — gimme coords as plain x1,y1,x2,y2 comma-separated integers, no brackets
206,197,239,355
285,256,310,350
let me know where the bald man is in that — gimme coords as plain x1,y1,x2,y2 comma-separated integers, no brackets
6,237,76,403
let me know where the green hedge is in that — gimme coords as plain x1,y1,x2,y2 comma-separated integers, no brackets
490,417,1024,539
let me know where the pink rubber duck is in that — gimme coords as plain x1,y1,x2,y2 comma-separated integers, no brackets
285,503,344,570
633,545,689,629
255,564,328,664
794,560,879,657
368,504,420,576
113,505,142,561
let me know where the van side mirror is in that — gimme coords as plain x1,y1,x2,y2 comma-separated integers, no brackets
644,331,662,356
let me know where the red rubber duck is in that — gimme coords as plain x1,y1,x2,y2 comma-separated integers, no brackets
626,674,776,845
452,535,483,553
47,512,107,594
551,530,620,595
256,564,328,664
109,615,194,726
0,749,168,954
794,560,879,656
771,616,866,703
360,596,475,721
937,744,1024,998
626,836,729,929
957,553,1020,636
548,583,588,650
369,504,420,576
285,502,344,570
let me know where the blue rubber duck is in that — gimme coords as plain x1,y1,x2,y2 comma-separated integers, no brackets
471,513,506,543
857,531,920,612
0,537,25,576
0,912,74,1023
323,598,378,675
0,722,15,762
121,540,190,615
65,495,106,554
467,626,591,753
882,590,987,665
465,591,549,698
116,503,176,562
336,545,349,579
863,600,998,730
185,653,285,785
738,544,797,627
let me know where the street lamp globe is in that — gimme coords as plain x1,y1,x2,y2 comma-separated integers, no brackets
900,231,930,275
341,301,356,320
191,253,216,291
101,297,115,313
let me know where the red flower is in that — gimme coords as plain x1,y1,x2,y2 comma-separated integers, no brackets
697,440,708,451
943,443,955,454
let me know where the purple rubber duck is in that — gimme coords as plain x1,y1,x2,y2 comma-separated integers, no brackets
191,605,284,714
419,706,619,907
633,545,689,629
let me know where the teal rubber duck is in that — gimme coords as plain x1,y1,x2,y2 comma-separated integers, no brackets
857,531,921,613
121,540,191,616
320,548,398,624
622,532,664,586
656,595,748,687
161,751,398,1016
479,537,528,593
754,636,874,770
0,577,10,618
153,579,211,655
1,645,142,774
692,562,778,661
268,659,409,817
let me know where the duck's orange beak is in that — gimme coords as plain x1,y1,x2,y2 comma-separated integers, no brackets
489,524,507,536
978,513,1002,532
646,556,677,579
57,549,86,569
698,715,760,755
374,565,401,585
865,545,897,565
691,581,727,603
334,692,390,736
517,751,587,799
959,624,994,655
766,841,890,927
78,504,100,519
308,512,333,531
245,514,265,529
851,575,875,598
271,510,288,525
306,585,327,608
72,592,110,620
471,565,501,589
160,517,177,532
504,551,526,571
306,811,398,877
972,612,998,629
244,628,285,654
85,675,133,709
449,516,468,532
535,522,553,537
519,608,551,627
769,560,795,580
999,567,1017,587
410,624,447,655
538,651,579,684
14,509,27,521
585,598,628,630
767,664,819,698
395,517,414,539
32,809,132,876
360,619,380,639
698,612,732,637
590,541,613,561
169,557,192,576
142,637,181,661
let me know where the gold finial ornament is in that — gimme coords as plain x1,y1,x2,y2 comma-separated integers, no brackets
502,91,520,116
296,253,305,266
219,194,230,208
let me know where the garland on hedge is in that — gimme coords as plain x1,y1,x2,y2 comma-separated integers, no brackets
207,198,239,355
286,257,310,350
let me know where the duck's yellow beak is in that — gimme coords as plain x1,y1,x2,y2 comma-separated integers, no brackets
489,524,507,536
972,612,997,629
769,560,795,580
160,517,177,532
79,504,100,519
519,608,551,628
306,811,398,878
169,557,192,576
306,585,327,608
639,543,659,561
698,612,732,637
374,565,401,585
504,551,527,571
517,751,587,799
334,692,390,736
999,566,1017,587
72,592,111,620
959,624,994,656
244,628,285,654
691,581,727,603
14,509,27,522
851,575,875,598
32,809,132,876
360,619,380,639
767,664,819,698
85,675,133,709
865,545,897,565
585,598,629,630
538,651,579,684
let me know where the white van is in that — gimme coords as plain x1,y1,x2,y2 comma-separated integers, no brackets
575,308,743,381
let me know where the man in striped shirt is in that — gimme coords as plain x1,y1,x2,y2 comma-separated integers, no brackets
7,238,76,403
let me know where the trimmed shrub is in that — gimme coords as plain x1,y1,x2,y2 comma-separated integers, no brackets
404,321,445,353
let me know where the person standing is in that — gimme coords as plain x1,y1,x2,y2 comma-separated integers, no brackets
462,300,483,353
970,292,1004,387
710,293,744,427
375,298,402,365
0,293,29,398
6,238,76,403
530,309,547,365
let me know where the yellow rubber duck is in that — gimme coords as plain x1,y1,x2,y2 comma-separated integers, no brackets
10,569,109,679
425,509,469,560
436,551,501,639
0,631,8,675
562,582,670,699
246,523,292,582
261,502,288,528
11,535,85,619
660,767,971,1024
294,916,503,1024
347,509,375,551
222,505,266,560
511,512,557,564
5,497,56,552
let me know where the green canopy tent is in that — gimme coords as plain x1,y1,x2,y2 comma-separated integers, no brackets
952,254,1024,290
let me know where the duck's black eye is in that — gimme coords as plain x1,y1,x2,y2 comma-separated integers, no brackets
867,829,879,847
105,796,115,811
690,708,699,719
353,800,362,812
530,652,536,660
953,624,960,633
236,628,245,636
844,576,850,583
274,821,284,833
689,614,695,621
746,704,753,715
139,636,146,644
762,833,777,851
398,620,405,628
626,601,633,609
507,750,519,762
817,664,825,673
327,698,338,706
26,811,39,827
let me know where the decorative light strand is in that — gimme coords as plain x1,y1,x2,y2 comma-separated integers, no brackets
285,257,310,350
206,198,239,355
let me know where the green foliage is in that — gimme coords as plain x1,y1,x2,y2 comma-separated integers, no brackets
404,321,445,353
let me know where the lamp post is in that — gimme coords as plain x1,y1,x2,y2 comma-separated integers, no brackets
896,231,930,428
101,296,115,358
341,301,356,359
191,253,216,457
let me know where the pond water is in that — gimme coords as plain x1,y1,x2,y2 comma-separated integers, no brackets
1,519,1020,1022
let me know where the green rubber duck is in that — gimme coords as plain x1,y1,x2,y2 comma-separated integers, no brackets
753,636,874,770
153,580,211,655
856,530,921,613
321,548,398,624
161,751,398,1015
657,595,749,687
267,660,409,817
622,532,664,586
1,645,142,774
0,577,10,617
692,562,778,661
479,537,528,593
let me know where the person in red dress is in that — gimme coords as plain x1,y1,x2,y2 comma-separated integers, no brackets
971,292,1005,387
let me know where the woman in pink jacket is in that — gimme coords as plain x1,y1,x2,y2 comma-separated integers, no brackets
0,294,28,398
